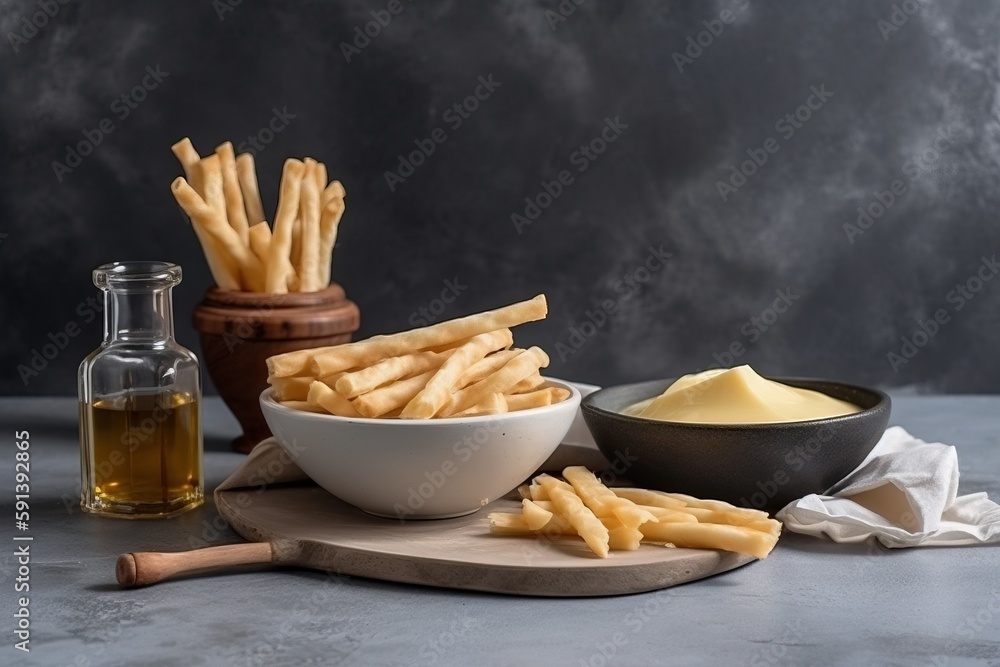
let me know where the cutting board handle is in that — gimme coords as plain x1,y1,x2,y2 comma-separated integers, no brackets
116,542,273,588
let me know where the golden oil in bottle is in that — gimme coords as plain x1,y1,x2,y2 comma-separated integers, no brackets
78,262,203,518
81,389,203,517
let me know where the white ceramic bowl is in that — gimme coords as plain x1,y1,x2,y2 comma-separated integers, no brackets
259,379,582,519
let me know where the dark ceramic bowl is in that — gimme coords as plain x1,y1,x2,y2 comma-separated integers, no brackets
581,377,891,514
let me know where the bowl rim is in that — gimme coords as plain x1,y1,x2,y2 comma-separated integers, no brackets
581,375,890,430
260,376,582,425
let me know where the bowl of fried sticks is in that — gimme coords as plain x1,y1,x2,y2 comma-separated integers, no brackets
259,295,581,519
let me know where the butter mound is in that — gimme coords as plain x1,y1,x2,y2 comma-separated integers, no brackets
633,365,861,424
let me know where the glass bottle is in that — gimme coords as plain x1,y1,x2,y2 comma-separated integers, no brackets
78,261,203,518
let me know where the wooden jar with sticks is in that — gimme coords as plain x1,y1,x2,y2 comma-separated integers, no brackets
171,137,359,452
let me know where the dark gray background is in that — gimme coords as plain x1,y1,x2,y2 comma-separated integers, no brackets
2,0,998,397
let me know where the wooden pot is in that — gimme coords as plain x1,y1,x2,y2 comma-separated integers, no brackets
192,284,360,453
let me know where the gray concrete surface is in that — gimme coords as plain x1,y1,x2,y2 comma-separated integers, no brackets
1,395,998,666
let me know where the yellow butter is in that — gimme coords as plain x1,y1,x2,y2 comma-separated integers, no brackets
630,365,861,424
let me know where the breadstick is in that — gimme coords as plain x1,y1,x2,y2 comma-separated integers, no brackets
318,181,345,287
186,225,240,290
562,466,657,530
171,138,241,289
291,158,318,285
637,522,779,560
608,489,688,510
536,474,609,558
440,347,549,417
455,392,508,417
189,226,240,290
299,159,322,292
267,344,343,377
521,498,554,531
321,180,345,207
334,349,454,399
278,400,327,414
236,153,266,226
281,295,546,378
504,387,570,412
290,215,302,283
488,511,569,535
400,329,514,419
655,492,770,521
286,266,301,292
456,349,522,388
171,137,203,194
509,372,546,394
487,512,620,537
315,162,328,197
198,154,226,215
171,140,240,289
307,381,360,418
171,177,264,291
266,159,305,293
248,221,272,266
215,142,251,244
352,369,438,418
423,336,476,354
268,375,312,401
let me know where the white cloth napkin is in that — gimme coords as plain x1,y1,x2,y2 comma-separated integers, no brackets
776,426,1000,547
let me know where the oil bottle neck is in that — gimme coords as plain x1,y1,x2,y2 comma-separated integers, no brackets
105,287,175,343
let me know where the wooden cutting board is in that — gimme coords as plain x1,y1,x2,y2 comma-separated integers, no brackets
215,484,757,597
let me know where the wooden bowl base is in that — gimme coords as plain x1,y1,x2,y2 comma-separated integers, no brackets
192,285,360,454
